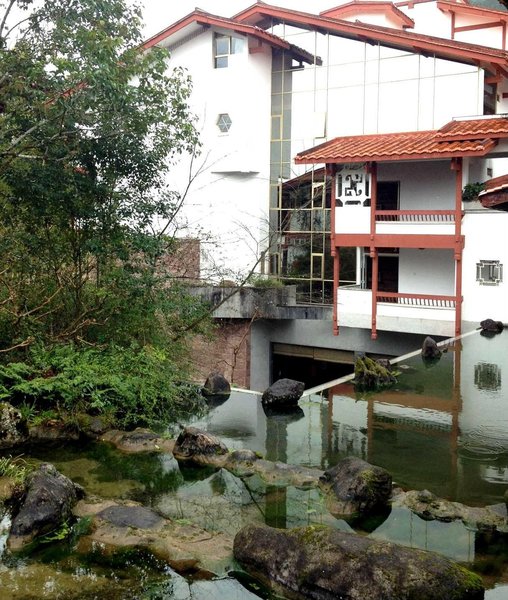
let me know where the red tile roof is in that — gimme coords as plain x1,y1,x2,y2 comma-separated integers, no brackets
436,116,508,141
233,3,508,73
143,9,318,65
480,174,508,194
295,117,508,164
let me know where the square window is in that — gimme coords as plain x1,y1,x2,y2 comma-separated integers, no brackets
476,260,503,286
214,34,243,69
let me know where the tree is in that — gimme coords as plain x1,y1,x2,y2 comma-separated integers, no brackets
0,0,202,349
0,0,207,424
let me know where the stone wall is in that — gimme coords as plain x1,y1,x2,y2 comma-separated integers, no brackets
190,319,252,389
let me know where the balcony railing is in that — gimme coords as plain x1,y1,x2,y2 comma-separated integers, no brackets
376,291,456,308
375,210,455,223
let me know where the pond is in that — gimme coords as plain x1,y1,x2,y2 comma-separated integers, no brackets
1,329,507,598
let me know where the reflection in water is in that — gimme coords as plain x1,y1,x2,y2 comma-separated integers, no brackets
475,362,501,391
180,331,508,597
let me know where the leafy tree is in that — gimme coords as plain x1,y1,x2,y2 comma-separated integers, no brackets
0,0,207,423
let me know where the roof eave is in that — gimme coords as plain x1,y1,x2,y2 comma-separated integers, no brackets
295,144,497,164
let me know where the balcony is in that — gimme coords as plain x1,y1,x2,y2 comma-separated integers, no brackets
375,210,456,236
337,286,456,337
335,208,457,237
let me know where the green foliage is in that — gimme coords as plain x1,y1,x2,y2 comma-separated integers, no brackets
0,455,32,483
462,182,485,202
0,0,203,352
0,344,206,428
0,1,211,426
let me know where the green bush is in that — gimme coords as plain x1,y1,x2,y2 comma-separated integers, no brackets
0,344,205,429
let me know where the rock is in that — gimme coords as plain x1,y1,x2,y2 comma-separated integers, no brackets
202,372,231,398
319,456,392,517
0,402,28,449
353,355,397,389
395,489,508,532
8,463,84,551
233,523,484,600
173,426,229,466
480,318,504,333
101,428,175,454
421,336,442,359
261,378,304,408
96,505,164,530
29,420,80,443
75,499,233,576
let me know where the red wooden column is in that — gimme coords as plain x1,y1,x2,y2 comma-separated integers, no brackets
328,164,339,335
452,157,463,337
368,162,378,339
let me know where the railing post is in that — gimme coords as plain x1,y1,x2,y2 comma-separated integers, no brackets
368,162,378,339
328,164,339,335
371,249,378,339
452,157,463,336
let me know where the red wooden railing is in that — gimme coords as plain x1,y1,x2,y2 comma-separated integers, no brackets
376,291,456,308
375,210,455,223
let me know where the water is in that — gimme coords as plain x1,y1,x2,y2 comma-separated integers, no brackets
1,330,508,597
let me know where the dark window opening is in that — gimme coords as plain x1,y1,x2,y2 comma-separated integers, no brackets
377,181,399,211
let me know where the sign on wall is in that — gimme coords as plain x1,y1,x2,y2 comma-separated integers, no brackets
336,164,370,205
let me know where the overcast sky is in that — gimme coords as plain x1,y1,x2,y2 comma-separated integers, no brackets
138,1,334,38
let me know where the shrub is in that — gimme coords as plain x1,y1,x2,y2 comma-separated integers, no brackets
0,344,205,429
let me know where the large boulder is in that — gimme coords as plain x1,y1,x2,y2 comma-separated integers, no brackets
261,378,304,409
0,402,29,449
233,523,484,600
319,456,392,517
172,426,228,466
8,463,84,551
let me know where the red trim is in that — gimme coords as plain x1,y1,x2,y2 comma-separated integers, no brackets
371,249,379,339
320,2,415,29
142,9,317,65
334,252,340,336
335,233,463,248
328,165,339,335
437,0,508,22
370,161,378,340
455,21,505,33
233,3,508,73
454,157,463,337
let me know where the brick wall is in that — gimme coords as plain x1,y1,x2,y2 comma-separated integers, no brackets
189,319,251,389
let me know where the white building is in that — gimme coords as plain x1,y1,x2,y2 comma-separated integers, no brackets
145,1,508,382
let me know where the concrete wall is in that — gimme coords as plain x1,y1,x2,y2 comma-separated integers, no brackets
250,318,430,391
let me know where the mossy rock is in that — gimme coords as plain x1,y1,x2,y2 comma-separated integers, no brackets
234,523,484,600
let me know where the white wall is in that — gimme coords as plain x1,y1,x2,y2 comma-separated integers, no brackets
166,29,272,280
379,161,456,211
462,211,508,324
399,249,455,295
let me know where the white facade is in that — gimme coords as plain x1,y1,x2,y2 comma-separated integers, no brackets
151,0,508,337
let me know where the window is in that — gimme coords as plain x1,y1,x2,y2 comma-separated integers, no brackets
476,260,503,286
216,113,232,133
214,34,244,68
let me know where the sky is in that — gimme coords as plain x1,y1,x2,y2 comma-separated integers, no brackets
137,1,334,38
